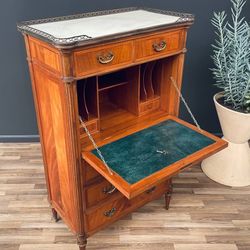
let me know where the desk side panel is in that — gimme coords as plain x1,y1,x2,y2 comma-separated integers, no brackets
24,35,84,234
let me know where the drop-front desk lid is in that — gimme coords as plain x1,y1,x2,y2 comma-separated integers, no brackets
82,116,227,199
17,7,194,48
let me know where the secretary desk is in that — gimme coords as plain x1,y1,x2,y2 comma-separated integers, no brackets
17,7,227,250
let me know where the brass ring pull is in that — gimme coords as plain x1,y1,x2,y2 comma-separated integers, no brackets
152,40,167,52
97,51,114,64
103,185,117,194
104,207,117,217
146,186,156,194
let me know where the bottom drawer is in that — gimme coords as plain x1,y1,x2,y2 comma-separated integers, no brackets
86,180,170,233
86,196,128,232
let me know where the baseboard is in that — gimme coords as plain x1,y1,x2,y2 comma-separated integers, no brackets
0,132,222,143
0,135,40,143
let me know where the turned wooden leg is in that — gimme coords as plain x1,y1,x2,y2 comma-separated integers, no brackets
77,234,87,250
164,179,173,210
79,245,86,250
51,208,60,222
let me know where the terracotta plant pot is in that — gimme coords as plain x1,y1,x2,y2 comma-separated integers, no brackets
201,92,250,187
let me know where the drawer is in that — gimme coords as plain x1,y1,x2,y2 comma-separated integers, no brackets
128,180,170,206
135,30,183,61
86,180,170,233
74,41,133,77
80,119,99,138
85,178,119,208
139,97,160,115
86,196,128,232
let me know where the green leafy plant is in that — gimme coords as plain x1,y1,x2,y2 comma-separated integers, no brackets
211,0,250,113
243,94,250,112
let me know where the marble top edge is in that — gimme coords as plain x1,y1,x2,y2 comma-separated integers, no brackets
17,7,194,49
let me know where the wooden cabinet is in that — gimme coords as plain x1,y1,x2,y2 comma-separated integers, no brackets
17,7,227,250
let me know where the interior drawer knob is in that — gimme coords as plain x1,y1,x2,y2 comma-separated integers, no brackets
152,40,167,52
103,185,117,194
146,186,156,194
104,207,117,217
147,103,153,109
97,51,114,64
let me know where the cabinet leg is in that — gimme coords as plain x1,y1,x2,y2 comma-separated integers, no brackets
79,245,86,250
164,180,173,210
77,234,87,250
51,208,60,222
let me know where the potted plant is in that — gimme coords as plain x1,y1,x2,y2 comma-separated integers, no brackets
201,0,250,186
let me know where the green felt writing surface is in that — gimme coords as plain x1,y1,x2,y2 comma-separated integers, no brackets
93,120,215,184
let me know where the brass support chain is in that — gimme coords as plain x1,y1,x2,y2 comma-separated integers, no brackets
79,116,113,175
170,76,202,132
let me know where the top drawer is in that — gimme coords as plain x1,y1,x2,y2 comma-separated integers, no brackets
74,41,133,77
134,30,183,61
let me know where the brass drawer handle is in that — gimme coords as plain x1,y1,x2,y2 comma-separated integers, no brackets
97,51,114,64
152,40,167,52
103,185,117,194
104,207,117,217
146,186,156,194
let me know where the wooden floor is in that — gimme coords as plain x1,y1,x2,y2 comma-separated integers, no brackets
0,143,250,250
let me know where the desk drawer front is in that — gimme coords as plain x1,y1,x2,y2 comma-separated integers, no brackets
86,196,128,232
128,180,170,206
135,30,183,61
85,179,119,208
74,41,133,77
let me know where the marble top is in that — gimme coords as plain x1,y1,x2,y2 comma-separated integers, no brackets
17,8,194,48
29,10,180,39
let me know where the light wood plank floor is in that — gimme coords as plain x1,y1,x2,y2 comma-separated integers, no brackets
0,143,250,250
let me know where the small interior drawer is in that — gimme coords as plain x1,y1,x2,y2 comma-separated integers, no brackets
74,41,133,77
134,30,183,61
80,119,99,138
139,97,160,115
